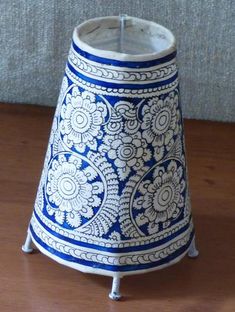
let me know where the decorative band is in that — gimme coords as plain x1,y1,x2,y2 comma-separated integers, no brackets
31,209,193,253
29,220,194,272
65,67,179,99
72,41,177,69
68,47,177,84
66,61,178,90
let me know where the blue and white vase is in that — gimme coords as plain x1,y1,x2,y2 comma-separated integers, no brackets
23,16,198,300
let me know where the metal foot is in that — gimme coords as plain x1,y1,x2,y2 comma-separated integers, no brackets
22,231,34,253
109,277,121,301
188,236,199,258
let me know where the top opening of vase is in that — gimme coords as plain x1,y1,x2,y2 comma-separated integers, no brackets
74,16,176,62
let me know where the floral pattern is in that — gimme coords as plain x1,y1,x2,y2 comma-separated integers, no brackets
100,100,150,180
142,93,179,155
60,87,107,152
41,85,185,237
106,133,151,180
134,161,185,235
30,39,195,276
46,153,104,228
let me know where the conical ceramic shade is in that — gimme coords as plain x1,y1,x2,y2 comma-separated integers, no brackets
28,16,195,278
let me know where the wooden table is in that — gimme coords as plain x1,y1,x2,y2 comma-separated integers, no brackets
0,103,234,312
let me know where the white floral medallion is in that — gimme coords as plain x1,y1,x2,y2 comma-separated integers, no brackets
30,27,195,277
133,160,185,235
45,153,104,227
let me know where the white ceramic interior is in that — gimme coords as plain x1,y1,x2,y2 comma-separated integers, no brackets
73,16,176,61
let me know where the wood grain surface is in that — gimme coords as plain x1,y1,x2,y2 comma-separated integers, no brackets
0,103,234,312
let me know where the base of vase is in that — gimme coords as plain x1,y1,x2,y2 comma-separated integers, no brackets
26,228,195,277
22,227,198,300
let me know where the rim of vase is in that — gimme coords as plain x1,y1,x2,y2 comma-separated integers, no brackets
73,16,176,62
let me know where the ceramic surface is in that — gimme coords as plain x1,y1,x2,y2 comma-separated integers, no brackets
29,17,194,277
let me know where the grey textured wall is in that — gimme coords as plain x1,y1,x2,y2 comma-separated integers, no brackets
0,1,234,121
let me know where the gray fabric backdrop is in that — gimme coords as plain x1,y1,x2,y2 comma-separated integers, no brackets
0,1,234,121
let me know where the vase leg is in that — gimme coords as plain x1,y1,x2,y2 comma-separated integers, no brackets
109,276,121,301
188,236,199,258
22,230,34,253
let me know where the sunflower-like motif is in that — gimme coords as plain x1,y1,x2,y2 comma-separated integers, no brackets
133,160,185,235
46,154,104,228
60,87,107,152
106,133,151,180
141,93,179,151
